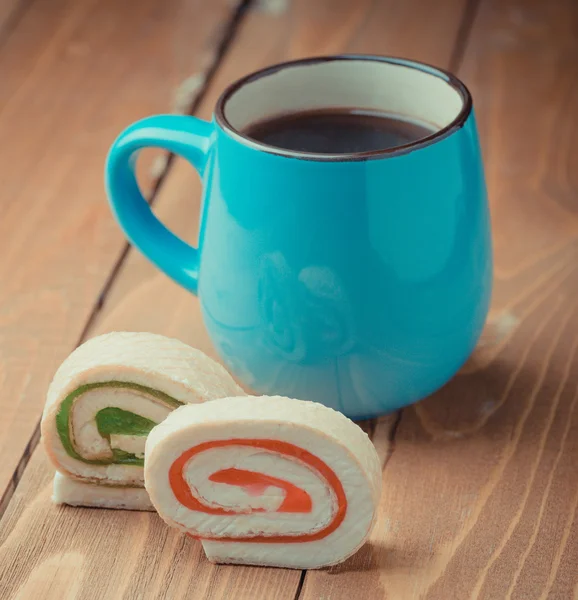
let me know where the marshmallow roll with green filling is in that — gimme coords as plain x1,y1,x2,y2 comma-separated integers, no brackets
145,396,382,568
41,332,245,510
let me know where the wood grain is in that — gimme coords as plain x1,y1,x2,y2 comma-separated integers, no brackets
0,0,24,37
300,0,578,599
0,0,239,505
3,0,576,598
0,1,474,598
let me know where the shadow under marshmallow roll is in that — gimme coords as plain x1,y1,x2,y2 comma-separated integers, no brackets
144,396,382,569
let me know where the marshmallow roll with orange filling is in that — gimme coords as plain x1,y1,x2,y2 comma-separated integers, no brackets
145,396,382,568
41,332,244,510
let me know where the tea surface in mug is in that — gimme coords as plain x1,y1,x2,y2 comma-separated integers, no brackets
242,108,436,154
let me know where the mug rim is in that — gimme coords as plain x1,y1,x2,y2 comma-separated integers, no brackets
215,54,473,162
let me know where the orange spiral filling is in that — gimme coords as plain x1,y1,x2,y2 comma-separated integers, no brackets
168,439,347,543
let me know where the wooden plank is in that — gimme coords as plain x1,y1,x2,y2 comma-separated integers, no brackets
0,1,473,598
301,0,578,599
0,0,23,36
0,0,239,505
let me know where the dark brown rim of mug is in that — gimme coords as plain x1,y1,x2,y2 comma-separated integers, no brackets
215,54,473,162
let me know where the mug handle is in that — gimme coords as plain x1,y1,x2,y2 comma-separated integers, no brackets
105,115,214,295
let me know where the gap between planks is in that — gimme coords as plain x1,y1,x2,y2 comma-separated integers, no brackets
0,0,254,522
447,0,482,73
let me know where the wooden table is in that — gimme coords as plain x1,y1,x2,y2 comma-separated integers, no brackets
1,0,577,598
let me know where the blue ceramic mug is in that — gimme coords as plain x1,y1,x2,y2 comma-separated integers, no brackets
106,55,492,419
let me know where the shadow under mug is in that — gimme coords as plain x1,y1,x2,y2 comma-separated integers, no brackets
105,55,492,419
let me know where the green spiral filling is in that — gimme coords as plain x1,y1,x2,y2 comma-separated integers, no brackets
55,381,182,466
95,407,157,438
